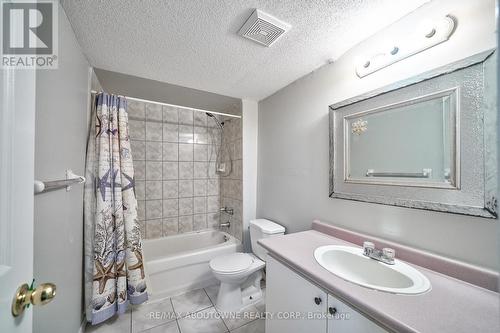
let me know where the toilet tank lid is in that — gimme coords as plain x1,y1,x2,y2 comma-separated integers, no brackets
250,219,285,234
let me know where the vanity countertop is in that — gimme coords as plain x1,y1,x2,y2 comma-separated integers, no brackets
259,230,499,333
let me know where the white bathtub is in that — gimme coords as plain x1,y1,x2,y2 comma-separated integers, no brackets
143,230,241,298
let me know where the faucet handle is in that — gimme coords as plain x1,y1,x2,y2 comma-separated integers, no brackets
382,248,395,260
363,241,375,256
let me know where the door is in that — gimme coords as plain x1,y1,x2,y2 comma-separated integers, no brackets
0,66,37,331
327,294,388,333
266,256,327,333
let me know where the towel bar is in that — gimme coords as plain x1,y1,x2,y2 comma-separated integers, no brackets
34,169,86,194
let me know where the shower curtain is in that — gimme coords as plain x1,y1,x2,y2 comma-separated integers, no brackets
84,92,148,325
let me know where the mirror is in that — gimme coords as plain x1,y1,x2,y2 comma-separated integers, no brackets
344,88,458,189
329,51,497,218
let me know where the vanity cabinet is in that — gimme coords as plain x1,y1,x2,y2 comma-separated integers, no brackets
327,294,387,333
266,256,327,333
266,256,388,333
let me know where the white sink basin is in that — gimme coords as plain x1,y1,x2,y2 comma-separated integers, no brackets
314,245,431,295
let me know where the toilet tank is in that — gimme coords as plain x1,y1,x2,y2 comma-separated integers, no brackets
250,219,285,261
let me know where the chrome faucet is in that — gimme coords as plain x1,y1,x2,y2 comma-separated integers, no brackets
219,207,233,228
220,207,234,215
363,241,395,265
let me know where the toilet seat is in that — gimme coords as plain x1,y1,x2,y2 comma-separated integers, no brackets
210,253,254,274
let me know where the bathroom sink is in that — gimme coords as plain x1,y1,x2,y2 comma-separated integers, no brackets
314,245,431,295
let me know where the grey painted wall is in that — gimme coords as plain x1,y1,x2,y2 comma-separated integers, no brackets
94,68,242,116
257,0,499,270
33,3,91,333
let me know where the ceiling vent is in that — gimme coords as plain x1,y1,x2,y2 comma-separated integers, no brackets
238,9,290,47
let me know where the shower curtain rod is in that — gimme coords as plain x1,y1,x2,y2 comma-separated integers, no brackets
90,90,241,119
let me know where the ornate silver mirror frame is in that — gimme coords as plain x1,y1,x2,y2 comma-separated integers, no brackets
329,50,497,218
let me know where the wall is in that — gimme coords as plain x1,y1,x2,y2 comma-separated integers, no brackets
242,100,259,251
128,100,222,238
257,0,499,269
94,68,241,116
33,3,91,333
220,117,243,240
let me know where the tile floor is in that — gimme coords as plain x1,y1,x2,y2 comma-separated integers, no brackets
85,284,266,333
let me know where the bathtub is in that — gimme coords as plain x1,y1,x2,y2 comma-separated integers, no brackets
143,229,241,298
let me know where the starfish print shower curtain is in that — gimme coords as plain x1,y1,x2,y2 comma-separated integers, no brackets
84,93,148,325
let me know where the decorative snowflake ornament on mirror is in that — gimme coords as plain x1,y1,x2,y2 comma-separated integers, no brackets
351,118,368,135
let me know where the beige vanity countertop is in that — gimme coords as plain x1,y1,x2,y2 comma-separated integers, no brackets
259,230,499,333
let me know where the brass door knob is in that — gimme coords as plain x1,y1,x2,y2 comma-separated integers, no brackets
12,282,56,317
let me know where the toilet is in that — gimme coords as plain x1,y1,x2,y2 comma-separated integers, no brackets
209,219,285,312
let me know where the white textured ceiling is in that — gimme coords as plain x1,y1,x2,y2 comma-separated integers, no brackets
61,0,428,100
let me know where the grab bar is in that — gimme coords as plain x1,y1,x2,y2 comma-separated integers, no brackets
366,168,432,178
34,169,86,194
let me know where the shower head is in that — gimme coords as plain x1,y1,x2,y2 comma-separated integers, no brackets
206,112,224,130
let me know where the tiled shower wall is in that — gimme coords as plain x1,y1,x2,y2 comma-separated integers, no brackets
128,99,223,239
220,117,243,241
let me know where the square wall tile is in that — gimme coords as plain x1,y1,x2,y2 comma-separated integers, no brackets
194,162,208,179
135,181,145,200
194,179,207,196
194,144,208,161
233,139,242,159
163,123,178,142
179,162,194,179
163,218,178,236
134,160,146,180
233,159,242,180
207,179,219,196
208,161,218,179
178,109,193,125
179,215,193,233
128,99,145,119
146,121,163,141
163,180,178,199
193,112,207,126
193,197,206,214
146,219,162,239
146,141,162,161
146,103,163,121
194,126,208,144
145,161,162,180
162,143,178,161
146,181,162,200
179,144,193,161
179,125,194,143
131,141,146,160
146,200,162,219
179,180,193,198
208,128,221,145
163,105,178,123
163,162,178,180
193,214,207,231
179,198,193,215
129,120,146,140
207,145,219,161
207,196,220,213
163,199,178,217
207,213,220,228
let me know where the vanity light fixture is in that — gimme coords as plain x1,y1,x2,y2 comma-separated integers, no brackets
355,15,456,78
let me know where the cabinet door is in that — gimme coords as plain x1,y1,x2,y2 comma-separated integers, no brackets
266,256,327,333
327,294,388,333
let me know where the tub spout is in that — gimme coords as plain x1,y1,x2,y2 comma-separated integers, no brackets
219,222,230,228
